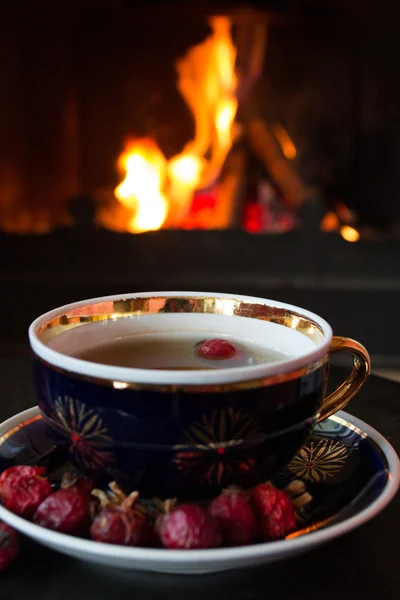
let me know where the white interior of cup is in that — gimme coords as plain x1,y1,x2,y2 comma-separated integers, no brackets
29,291,332,385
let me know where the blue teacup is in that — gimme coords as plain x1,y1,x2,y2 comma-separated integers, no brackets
29,292,370,500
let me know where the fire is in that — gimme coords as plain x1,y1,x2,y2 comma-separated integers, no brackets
114,139,168,233
114,16,238,232
320,211,340,232
168,155,203,187
320,214,360,242
340,225,360,243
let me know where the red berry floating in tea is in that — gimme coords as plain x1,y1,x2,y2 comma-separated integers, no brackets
0,522,19,572
0,465,52,518
197,338,236,360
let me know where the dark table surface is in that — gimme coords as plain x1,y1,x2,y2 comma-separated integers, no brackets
0,355,399,600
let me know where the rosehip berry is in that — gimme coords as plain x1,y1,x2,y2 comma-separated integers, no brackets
90,508,150,546
0,522,19,571
159,504,222,550
72,477,94,498
0,466,45,486
34,487,91,534
209,489,257,546
0,467,52,518
90,483,155,547
197,338,236,360
250,483,297,540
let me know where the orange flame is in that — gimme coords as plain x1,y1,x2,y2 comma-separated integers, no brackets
320,211,340,232
340,225,360,242
113,17,238,233
114,139,168,233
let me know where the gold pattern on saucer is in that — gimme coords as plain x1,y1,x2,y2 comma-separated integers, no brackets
283,479,313,508
287,439,348,483
285,516,334,540
0,414,41,446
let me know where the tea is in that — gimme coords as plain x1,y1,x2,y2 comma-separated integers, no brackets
73,332,291,370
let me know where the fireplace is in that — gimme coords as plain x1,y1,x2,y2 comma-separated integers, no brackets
1,1,400,365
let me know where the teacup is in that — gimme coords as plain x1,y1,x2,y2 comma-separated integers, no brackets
29,292,370,500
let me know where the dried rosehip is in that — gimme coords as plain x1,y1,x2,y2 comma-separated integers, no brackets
0,467,52,518
91,507,150,546
250,482,297,540
0,522,19,571
73,478,95,498
196,338,236,360
90,484,153,547
209,488,257,546
0,466,45,487
158,504,222,550
34,487,91,534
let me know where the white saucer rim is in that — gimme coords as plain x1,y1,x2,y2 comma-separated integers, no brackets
0,406,398,565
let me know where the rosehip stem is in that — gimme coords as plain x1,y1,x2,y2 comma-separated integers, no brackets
91,482,140,511
91,489,112,508
121,491,139,511
159,498,178,515
283,480,312,508
109,482,128,504
61,472,79,489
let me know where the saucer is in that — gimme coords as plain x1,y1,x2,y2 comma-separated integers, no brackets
0,407,398,574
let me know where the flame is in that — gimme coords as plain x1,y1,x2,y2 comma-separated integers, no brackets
340,225,360,243
113,17,238,232
321,211,340,232
216,97,237,149
168,154,204,187
114,139,168,233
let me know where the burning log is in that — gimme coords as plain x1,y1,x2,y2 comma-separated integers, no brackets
212,147,247,229
248,118,315,209
233,8,314,213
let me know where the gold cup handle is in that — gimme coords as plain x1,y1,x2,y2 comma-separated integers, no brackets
317,336,371,422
